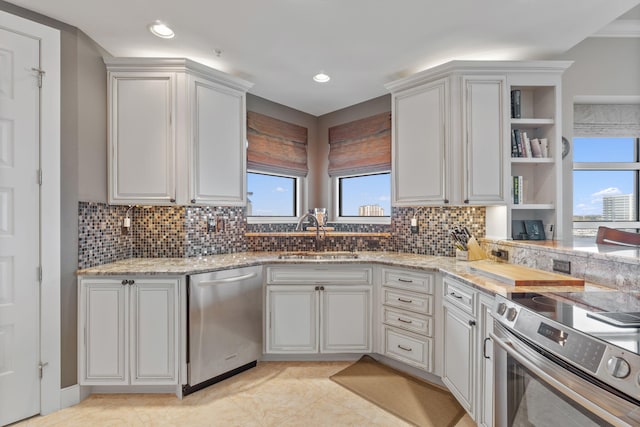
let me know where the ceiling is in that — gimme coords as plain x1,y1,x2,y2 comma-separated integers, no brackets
7,0,640,116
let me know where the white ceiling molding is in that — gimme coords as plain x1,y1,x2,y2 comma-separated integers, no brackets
592,20,640,37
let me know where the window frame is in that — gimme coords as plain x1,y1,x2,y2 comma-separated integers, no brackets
330,171,391,225
246,170,306,224
572,137,640,234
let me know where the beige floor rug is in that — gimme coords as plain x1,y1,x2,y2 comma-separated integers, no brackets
330,355,466,427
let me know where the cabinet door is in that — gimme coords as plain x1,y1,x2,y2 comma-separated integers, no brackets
393,78,449,205
79,279,128,385
189,76,246,205
463,76,506,204
477,294,494,427
320,285,372,353
109,73,176,204
266,285,318,353
129,278,179,385
442,304,476,419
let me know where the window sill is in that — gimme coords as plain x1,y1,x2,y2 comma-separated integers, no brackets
245,231,391,238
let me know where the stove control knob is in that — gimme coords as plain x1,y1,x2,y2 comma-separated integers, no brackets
606,357,631,379
506,307,518,322
496,303,507,316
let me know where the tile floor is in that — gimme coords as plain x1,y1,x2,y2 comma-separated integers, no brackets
15,361,475,426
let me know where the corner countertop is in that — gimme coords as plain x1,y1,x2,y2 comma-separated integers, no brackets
76,251,611,297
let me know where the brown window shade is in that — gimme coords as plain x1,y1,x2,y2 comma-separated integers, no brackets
328,112,391,177
247,111,308,176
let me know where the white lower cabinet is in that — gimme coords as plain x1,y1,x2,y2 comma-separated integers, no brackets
441,276,494,424
78,277,180,385
380,268,436,372
477,293,494,427
265,266,373,354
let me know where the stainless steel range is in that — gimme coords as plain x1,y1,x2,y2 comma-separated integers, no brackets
491,291,640,427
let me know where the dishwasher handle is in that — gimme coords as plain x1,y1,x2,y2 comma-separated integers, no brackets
196,272,258,287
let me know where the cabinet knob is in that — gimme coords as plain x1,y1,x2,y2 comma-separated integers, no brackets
468,320,476,327
319,286,325,291
315,286,319,291
170,198,176,203
128,279,135,285
463,199,469,204
121,279,128,285
444,199,449,204
191,199,196,204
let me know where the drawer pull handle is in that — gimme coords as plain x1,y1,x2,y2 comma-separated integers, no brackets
398,317,413,324
397,344,413,352
398,278,413,283
450,292,463,300
398,297,413,303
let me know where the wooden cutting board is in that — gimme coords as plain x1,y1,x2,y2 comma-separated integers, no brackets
468,261,584,286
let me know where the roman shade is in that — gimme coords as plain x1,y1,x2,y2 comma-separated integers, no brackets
574,104,640,137
328,112,391,177
247,111,308,176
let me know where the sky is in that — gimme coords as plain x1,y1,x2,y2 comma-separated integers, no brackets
247,172,391,217
572,137,636,217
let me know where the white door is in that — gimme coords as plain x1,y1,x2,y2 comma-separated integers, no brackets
130,278,179,385
320,285,371,353
266,285,318,353
78,279,128,385
0,27,41,426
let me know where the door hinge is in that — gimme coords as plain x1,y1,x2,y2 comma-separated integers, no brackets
38,362,49,379
37,266,42,283
37,169,43,185
32,67,46,88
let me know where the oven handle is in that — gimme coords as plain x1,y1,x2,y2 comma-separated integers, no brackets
490,330,638,427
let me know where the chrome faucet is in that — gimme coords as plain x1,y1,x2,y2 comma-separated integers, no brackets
295,212,326,242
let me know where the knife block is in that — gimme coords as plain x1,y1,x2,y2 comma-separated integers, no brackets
458,237,486,261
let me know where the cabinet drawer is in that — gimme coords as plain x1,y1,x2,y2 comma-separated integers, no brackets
383,287,432,315
266,266,372,285
443,277,476,314
383,307,432,337
382,268,434,294
384,326,432,371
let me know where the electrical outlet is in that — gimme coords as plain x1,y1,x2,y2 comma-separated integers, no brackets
491,249,508,261
553,259,571,274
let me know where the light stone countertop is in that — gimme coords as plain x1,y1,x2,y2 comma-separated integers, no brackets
76,251,612,297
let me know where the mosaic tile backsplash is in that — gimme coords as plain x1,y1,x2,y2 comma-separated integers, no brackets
78,202,247,268
78,202,486,268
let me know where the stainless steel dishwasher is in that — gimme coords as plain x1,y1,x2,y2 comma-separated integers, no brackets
184,266,262,395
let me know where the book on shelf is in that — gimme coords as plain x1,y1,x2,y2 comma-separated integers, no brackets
539,138,549,157
530,138,543,158
511,89,521,119
512,175,524,204
511,130,550,159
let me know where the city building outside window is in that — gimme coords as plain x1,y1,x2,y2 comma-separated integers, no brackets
572,103,640,244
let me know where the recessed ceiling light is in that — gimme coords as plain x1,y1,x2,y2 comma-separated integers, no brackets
148,21,175,39
313,72,330,83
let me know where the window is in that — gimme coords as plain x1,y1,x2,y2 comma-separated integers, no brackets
246,111,308,221
338,172,391,217
328,112,392,222
572,103,640,244
247,171,298,217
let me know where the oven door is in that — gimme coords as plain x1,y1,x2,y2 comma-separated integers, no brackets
491,322,640,427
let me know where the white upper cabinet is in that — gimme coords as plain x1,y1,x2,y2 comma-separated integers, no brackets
392,78,449,205
462,76,506,204
387,62,508,206
108,73,176,204
106,58,253,206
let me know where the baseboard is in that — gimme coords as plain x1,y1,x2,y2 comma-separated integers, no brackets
60,384,80,409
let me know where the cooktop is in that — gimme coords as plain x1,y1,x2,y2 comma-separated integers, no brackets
505,291,640,356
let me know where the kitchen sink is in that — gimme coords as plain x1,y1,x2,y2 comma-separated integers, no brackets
277,251,359,260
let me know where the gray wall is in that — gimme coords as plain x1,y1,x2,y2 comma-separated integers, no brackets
0,1,108,387
553,37,640,242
